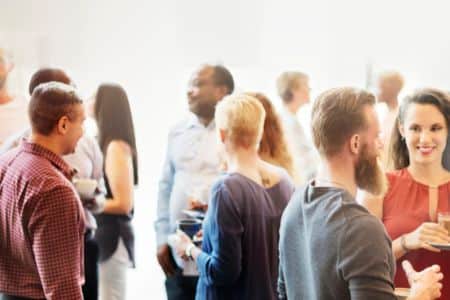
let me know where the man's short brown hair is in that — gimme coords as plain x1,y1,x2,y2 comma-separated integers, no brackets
311,87,376,157
29,82,82,135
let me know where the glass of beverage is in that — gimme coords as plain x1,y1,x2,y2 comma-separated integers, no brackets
394,288,410,300
177,219,202,239
438,212,450,235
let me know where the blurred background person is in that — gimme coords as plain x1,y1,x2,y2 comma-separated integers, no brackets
155,64,234,300
0,67,104,300
247,92,296,180
360,88,450,298
276,71,318,184
92,83,139,300
0,48,28,145
172,94,294,300
0,67,74,153
376,70,404,169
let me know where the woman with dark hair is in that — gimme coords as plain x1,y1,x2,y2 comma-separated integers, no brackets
361,88,450,298
247,92,296,180
92,83,138,300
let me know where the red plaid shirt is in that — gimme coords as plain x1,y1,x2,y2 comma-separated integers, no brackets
0,141,85,299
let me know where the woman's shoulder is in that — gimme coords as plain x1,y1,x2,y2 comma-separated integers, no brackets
386,168,410,184
259,160,293,185
106,140,132,156
383,168,417,203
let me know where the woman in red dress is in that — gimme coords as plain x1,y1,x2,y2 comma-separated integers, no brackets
361,88,450,298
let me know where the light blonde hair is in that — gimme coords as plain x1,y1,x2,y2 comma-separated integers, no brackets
311,87,376,157
276,71,308,103
378,71,404,92
215,94,266,149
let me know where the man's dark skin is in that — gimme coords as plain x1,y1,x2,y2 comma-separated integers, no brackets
157,65,229,276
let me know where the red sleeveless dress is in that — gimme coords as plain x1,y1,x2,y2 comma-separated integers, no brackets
383,168,450,299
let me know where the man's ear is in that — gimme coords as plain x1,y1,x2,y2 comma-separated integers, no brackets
215,86,229,100
349,134,361,155
219,128,227,143
56,116,70,135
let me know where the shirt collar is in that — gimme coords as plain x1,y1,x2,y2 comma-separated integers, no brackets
281,105,297,119
186,112,216,130
20,140,76,180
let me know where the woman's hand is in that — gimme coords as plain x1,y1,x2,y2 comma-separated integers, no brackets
405,223,450,252
172,230,195,260
188,198,208,212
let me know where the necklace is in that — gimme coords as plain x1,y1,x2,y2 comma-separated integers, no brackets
315,178,348,189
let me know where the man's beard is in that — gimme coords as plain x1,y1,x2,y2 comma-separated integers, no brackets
355,143,388,196
0,76,6,90
190,102,216,121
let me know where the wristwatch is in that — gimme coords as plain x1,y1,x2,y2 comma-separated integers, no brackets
185,243,196,260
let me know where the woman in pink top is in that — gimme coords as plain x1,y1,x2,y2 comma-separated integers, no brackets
361,88,450,298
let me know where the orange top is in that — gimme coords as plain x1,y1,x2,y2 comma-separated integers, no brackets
383,168,450,299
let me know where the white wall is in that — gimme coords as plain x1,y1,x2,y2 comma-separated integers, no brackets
1,0,449,298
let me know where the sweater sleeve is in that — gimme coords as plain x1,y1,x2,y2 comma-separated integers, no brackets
338,214,396,300
197,183,244,286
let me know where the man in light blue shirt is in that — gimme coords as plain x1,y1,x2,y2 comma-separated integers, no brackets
155,64,234,300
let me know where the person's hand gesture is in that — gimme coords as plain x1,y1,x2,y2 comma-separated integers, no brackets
404,223,450,252
403,260,443,300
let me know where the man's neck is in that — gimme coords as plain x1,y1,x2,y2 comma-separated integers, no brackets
315,155,357,197
29,133,64,156
385,98,398,112
285,102,301,115
197,115,213,127
0,88,12,105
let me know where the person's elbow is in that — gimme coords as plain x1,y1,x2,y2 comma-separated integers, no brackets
205,259,241,286
117,198,133,214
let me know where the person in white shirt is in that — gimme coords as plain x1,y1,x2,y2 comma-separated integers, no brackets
0,48,28,145
155,64,234,300
376,70,404,170
276,71,318,184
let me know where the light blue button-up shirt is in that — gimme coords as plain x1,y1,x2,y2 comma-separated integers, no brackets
155,114,222,248
280,107,319,184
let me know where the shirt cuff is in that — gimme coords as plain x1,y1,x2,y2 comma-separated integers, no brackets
156,231,169,248
196,251,209,276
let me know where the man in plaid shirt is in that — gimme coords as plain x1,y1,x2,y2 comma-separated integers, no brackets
0,82,86,300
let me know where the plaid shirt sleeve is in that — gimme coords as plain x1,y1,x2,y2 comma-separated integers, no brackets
27,185,84,300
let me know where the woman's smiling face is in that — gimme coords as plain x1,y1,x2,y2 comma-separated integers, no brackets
400,103,448,166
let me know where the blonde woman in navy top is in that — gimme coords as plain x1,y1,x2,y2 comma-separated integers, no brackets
172,94,294,300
